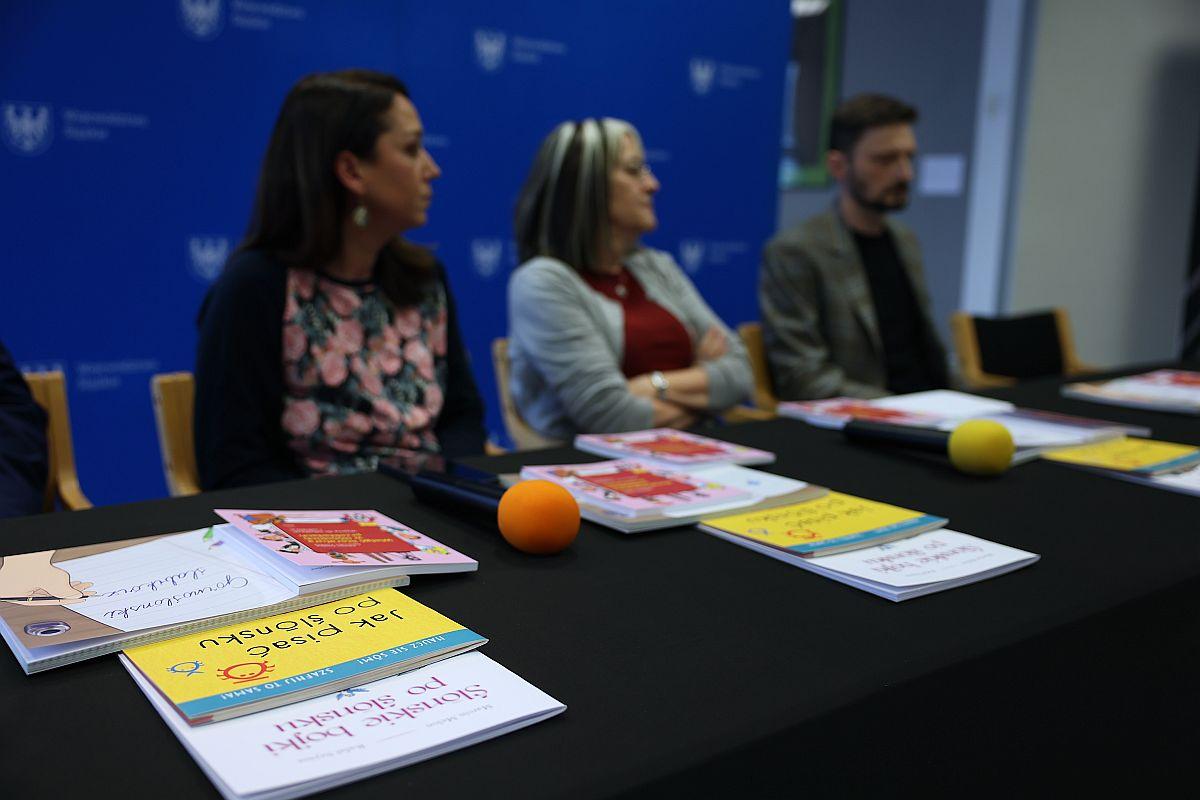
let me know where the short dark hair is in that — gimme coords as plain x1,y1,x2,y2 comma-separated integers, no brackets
829,93,918,155
240,69,433,306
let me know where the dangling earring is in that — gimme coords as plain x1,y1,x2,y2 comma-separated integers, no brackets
352,203,369,228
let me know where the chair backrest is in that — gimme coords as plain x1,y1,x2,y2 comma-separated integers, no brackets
491,338,559,451
22,370,91,511
736,322,778,413
951,308,1087,389
150,372,202,497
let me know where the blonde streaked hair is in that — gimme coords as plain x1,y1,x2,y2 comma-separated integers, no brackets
514,117,642,274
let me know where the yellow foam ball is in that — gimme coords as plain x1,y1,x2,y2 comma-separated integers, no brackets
948,419,1014,476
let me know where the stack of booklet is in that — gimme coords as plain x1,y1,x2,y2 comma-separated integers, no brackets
574,428,775,466
778,389,1149,462
698,492,1039,601
0,508,476,673
122,590,490,725
1062,369,1200,415
1042,437,1200,497
122,648,565,800
521,458,825,533
0,507,566,800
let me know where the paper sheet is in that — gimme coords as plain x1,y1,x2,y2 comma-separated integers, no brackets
58,527,292,633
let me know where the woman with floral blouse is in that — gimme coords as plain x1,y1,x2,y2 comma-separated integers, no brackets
194,70,485,489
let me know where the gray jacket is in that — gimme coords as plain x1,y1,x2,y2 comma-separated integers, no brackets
759,209,947,400
507,248,752,441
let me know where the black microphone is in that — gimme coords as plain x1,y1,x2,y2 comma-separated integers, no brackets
841,419,950,453
380,462,507,516
841,418,1016,476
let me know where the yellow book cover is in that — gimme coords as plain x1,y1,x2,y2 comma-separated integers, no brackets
1043,437,1200,474
123,590,485,724
700,491,946,557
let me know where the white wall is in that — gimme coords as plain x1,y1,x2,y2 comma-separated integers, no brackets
1008,0,1200,365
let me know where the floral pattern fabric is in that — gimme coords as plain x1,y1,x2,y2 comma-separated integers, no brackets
281,269,448,477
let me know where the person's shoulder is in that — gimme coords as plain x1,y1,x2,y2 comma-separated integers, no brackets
626,247,691,287
885,217,920,248
628,246,680,271
767,209,839,252
199,248,288,325
510,256,582,293
210,248,288,296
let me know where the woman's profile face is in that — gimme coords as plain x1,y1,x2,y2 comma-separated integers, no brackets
356,93,441,232
608,133,660,240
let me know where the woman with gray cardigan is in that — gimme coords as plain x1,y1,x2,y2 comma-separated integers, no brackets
507,118,752,442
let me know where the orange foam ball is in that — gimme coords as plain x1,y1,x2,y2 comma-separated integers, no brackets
497,480,581,554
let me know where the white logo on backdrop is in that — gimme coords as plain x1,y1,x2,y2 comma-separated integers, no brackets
471,238,504,278
689,59,716,95
474,29,507,72
678,240,706,274
179,0,224,40
188,236,230,282
2,103,53,156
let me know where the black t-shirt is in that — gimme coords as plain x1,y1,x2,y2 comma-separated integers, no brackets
852,229,946,394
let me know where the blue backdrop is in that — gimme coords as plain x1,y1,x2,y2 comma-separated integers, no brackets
0,0,790,505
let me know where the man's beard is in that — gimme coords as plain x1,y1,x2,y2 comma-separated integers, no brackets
848,169,910,213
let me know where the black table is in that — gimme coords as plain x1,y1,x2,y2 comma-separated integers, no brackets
5,365,1199,797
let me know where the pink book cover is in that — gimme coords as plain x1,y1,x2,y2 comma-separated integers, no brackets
214,509,476,569
575,429,774,466
521,460,752,516
778,398,944,427
1125,370,1200,388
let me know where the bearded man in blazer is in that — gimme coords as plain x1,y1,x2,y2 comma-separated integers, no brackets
759,93,949,400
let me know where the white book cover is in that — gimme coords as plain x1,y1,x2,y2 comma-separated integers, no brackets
1147,465,1200,497
121,651,566,800
700,527,1038,602
1063,370,1200,414
870,390,1015,419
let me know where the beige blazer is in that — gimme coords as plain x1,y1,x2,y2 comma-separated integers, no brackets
758,208,947,400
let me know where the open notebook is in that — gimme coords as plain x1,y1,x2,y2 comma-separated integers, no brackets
0,524,411,673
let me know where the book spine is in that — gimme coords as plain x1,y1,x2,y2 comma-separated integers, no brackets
786,514,948,556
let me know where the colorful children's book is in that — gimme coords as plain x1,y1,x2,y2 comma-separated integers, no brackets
520,459,753,518
779,392,1149,456
0,525,410,674
573,428,775,466
121,651,566,800
1042,437,1200,476
700,526,1039,601
123,590,486,725
1062,369,1200,415
776,397,944,430
522,461,827,533
215,510,477,590
698,491,947,558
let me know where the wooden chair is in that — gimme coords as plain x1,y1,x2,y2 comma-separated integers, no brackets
950,308,1095,390
150,372,201,497
491,338,560,451
22,371,92,510
736,322,778,413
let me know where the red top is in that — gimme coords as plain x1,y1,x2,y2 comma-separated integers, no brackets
583,267,693,378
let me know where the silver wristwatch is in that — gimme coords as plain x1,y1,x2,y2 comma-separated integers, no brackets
650,370,669,400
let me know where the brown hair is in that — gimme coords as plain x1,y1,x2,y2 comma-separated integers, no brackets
240,69,434,306
829,93,918,156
